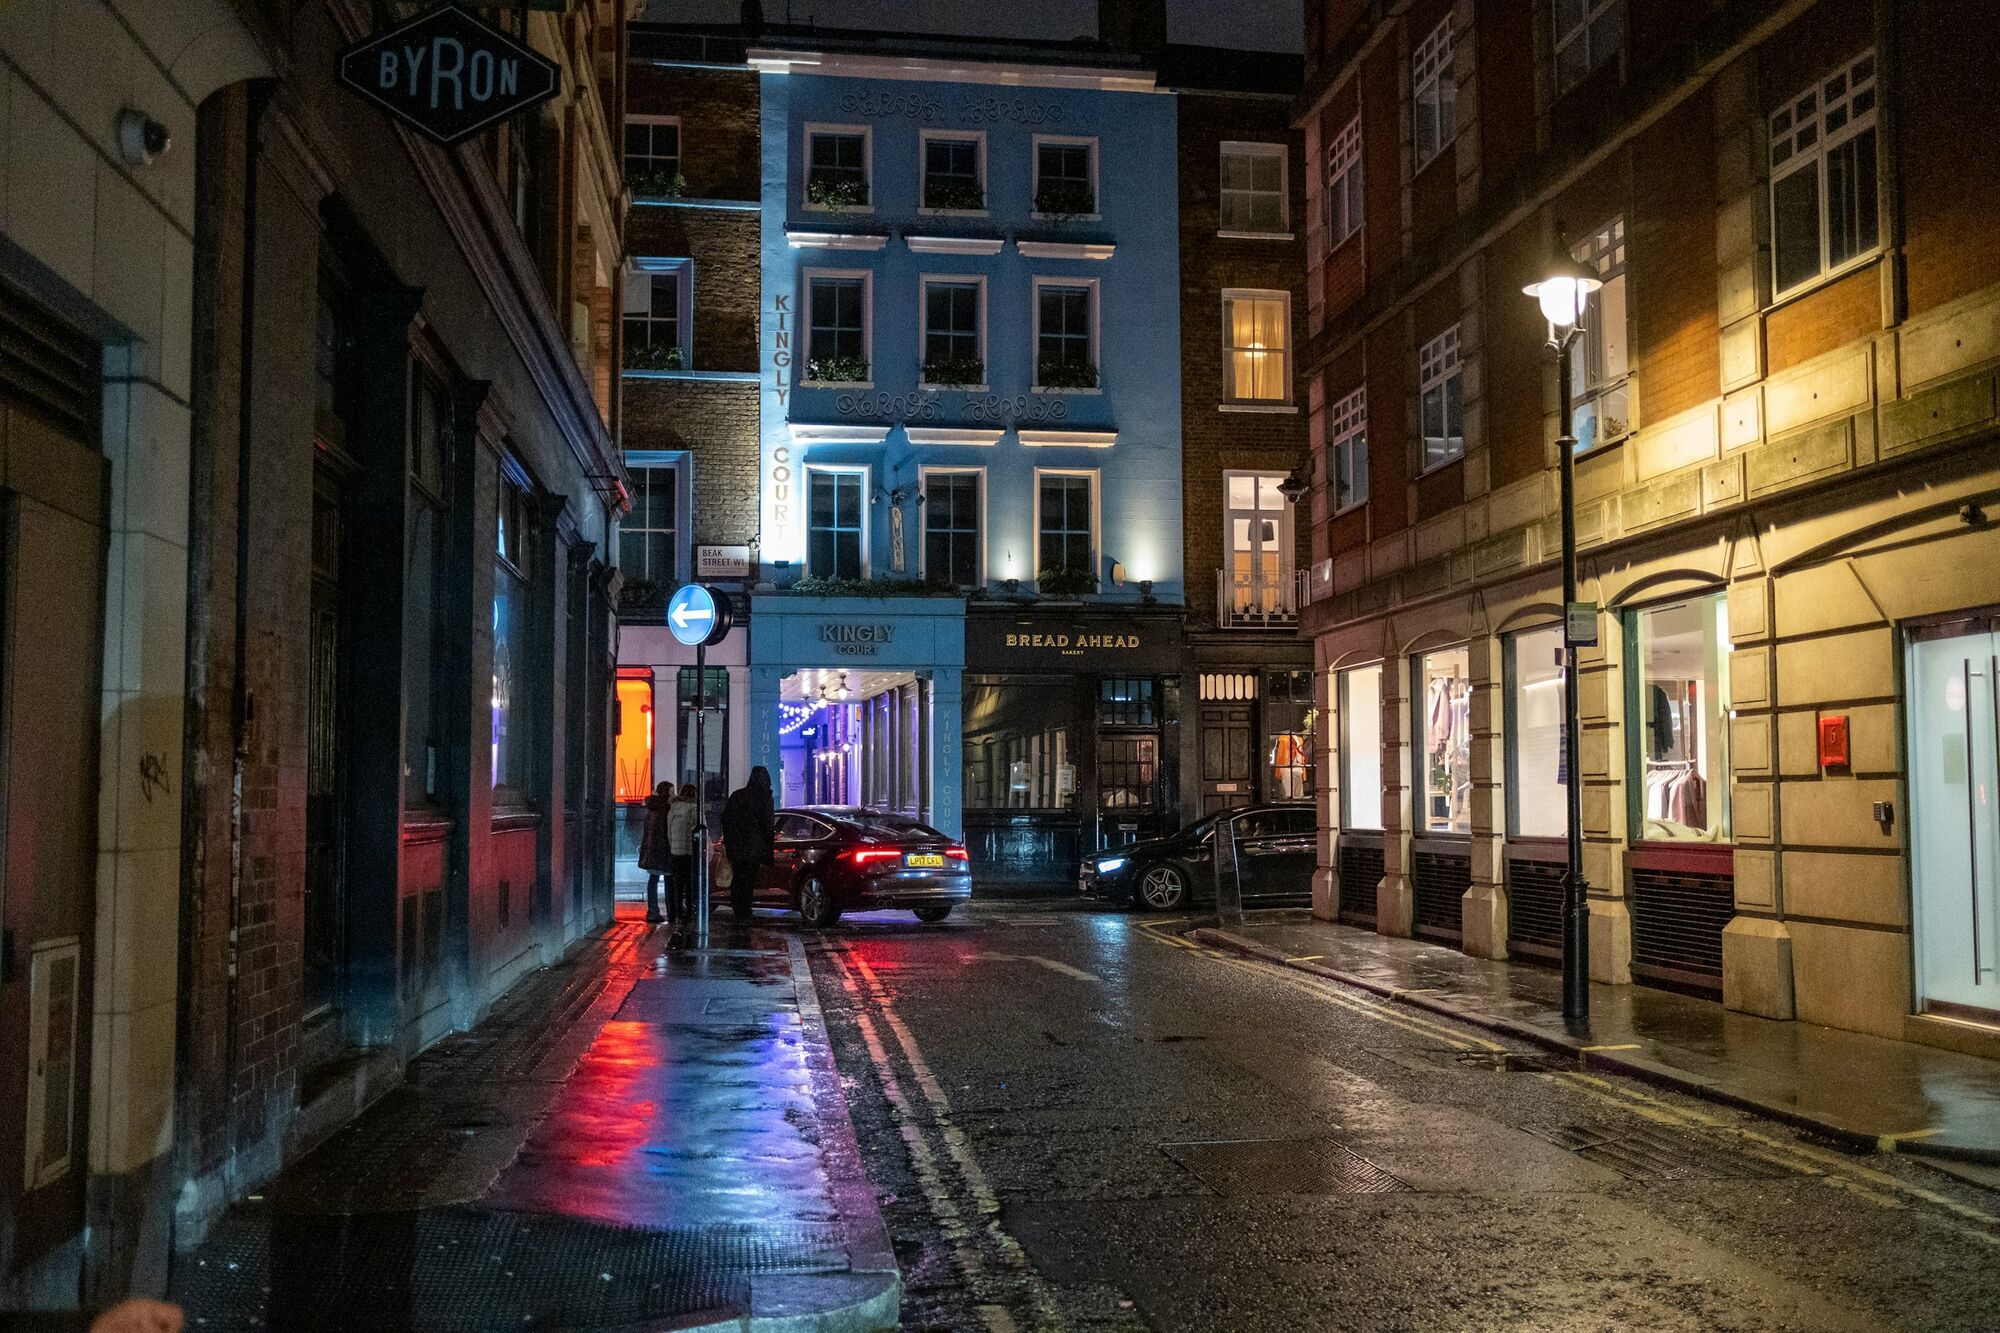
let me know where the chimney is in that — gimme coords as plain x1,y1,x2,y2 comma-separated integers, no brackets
1098,0,1166,61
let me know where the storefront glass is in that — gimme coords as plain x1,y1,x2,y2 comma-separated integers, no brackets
1338,664,1383,830
1627,595,1731,841
1506,625,1566,838
963,676,1077,811
1417,647,1472,833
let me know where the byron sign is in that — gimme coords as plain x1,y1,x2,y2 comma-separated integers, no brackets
337,3,560,147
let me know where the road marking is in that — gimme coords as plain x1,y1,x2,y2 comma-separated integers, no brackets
1283,955,1325,963
974,951,1103,983
1878,1127,1944,1147
1579,1043,1642,1052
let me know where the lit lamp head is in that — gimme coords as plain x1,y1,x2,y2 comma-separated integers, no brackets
1522,254,1601,331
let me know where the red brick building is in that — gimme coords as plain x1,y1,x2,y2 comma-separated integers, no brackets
1300,0,2000,1049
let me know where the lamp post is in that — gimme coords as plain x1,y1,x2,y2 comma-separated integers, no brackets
1522,253,1602,1026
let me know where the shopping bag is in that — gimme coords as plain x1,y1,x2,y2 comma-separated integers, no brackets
710,844,733,890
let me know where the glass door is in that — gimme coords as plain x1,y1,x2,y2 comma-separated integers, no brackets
1909,619,2000,1016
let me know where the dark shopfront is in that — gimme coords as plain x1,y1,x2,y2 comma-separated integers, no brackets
962,606,1186,885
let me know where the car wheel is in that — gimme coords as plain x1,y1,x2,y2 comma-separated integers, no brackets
797,875,842,928
913,904,954,923
1136,863,1190,911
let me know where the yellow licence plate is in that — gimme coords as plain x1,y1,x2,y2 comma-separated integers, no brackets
905,853,945,868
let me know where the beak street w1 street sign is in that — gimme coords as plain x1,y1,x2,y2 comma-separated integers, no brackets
336,3,560,148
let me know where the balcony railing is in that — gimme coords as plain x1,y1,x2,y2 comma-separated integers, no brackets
1217,568,1304,629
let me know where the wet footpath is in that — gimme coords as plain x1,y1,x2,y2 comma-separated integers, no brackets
170,911,899,1332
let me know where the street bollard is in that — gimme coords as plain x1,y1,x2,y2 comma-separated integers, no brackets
693,823,710,950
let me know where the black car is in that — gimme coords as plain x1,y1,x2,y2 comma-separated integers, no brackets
1078,804,1316,911
750,806,973,927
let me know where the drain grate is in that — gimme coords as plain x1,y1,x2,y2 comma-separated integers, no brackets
1161,1138,1412,1196
1524,1122,1798,1182
1425,1047,1572,1074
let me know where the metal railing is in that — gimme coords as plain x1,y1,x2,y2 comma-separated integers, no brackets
1216,568,1304,628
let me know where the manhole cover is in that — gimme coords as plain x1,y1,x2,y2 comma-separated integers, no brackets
1161,1138,1412,1196
1524,1122,1799,1182
1426,1047,1570,1073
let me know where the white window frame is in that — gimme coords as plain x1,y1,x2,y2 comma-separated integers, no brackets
1031,466,1100,583
803,122,874,213
1570,217,1631,451
1323,116,1363,254
1030,134,1101,221
621,450,693,586
1411,16,1457,170
1418,323,1464,472
626,113,681,173
1222,469,1296,589
918,274,988,389
1553,0,1622,96
918,465,987,587
1327,385,1368,514
1220,289,1292,404
1218,141,1290,238
1768,49,1881,301
1030,275,1101,393
622,258,694,365
804,462,871,579
801,267,874,386
918,129,988,216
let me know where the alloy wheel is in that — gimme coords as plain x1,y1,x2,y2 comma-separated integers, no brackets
1139,865,1185,910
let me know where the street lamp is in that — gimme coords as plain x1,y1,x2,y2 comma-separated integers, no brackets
1522,251,1601,1027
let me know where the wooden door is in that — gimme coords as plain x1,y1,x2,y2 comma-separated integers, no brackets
1199,702,1254,814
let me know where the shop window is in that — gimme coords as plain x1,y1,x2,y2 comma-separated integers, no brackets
1412,16,1457,170
678,666,729,809
1032,137,1097,217
620,465,677,586
1506,624,1567,838
921,133,984,210
1770,51,1879,298
805,126,870,208
1222,291,1290,401
1328,386,1368,511
1419,325,1464,471
808,468,866,579
963,677,1075,810
1219,141,1287,234
1323,117,1362,254
614,672,655,805
1570,220,1629,451
1099,677,1157,727
1417,647,1471,834
1627,595,1731,842
1554,0,1622,95
922,470,981,587
1338,664,1383,830
492,466,537,801
404,373,450,809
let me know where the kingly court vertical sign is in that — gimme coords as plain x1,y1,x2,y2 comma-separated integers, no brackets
337,3,561,147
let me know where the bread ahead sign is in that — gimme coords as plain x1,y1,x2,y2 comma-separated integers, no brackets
337,3,560,147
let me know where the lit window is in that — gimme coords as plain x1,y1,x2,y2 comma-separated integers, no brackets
806,127,870,208
1338,664,1383,831
1770,50,1879,297
1412,17,1457,169
1418,324,1464,470
1417,645,1471,833
1628,595,1732,842
1223,291,1290,401
1220,142,1288,234
1570,218,1629,450
620,466,677,586
1323,117,1363,253
1223,472,1293,621
1553,0,1623,95
807,469,866,579
1327,386,1368,511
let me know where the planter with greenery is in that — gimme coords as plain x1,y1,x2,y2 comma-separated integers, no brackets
789,575,961,597
619,579,667,613
628,168,688,199
807,175,870,209
923,181,985,211
1036,358,1098,390
1033,183,1096,219
1035,565,1098,597
921,355,985,388
806,355,870,384
625,343,685,371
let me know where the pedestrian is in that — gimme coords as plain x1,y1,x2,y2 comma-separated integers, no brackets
720,765,775,921
667,781,698,925
638,780,673,924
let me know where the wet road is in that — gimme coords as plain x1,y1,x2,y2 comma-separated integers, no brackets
803,902,2000,1332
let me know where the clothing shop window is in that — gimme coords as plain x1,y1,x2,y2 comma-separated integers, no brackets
808,468,866,579
922,470,981,587
1417,646,1472,834
806,127,870,208
922,133,984,210
1770,51,1879,298
1554,0,1622,96
1627,595,1732,842
1220,142,1288,235
1506,624,1567,838
1338,664,1383,830
1323,117,1363,254
1412,16,1457,169
1266,669,1316,802
404,373,449,809
493,468,536,800
1328,386,1368,511
1419,324,1464,470
1223,291,1290,401
620,465,677,586
1570,220,1629,451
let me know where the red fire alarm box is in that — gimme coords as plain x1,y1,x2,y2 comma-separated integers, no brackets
1818,714,1850,769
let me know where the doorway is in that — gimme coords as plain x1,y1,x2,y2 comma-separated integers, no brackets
303,465,350,1021
1909,614,2000,1020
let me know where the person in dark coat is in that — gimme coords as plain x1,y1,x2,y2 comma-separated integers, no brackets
720,766,775,920
637,780,673,924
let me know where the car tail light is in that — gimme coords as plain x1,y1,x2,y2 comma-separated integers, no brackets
944,847,969,861
844,847,901,868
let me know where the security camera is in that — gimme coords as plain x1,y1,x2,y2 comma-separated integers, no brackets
117,110,172,167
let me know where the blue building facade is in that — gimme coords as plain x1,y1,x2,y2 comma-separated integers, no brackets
746,41,1188,865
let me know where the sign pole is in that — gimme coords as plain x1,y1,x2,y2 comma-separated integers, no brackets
694,636,710,950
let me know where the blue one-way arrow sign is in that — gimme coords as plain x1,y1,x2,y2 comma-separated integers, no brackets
337,3,560,147
666,584,733,647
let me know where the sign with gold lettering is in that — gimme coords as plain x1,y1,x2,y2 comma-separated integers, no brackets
966,610,1181,673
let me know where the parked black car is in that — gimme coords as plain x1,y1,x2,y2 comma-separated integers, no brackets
751,806,973,927
1078,804,1316,911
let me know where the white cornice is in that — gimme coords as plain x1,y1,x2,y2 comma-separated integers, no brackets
1019,429,1117,448
905,427,1004,446
747,47,1159,94
787,230,891,251
905,235,1006,256
1016,240,1116,260
790,423,893,444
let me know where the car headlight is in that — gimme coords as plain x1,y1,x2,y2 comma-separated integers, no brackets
1096,857,1127,874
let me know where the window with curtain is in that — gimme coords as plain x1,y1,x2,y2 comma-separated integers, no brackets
1220,142,1287,234
1224,472,1290,614
1327,386,1368,511
1223,291,1289,401
1419,324,1464,470
1770,50,1879,297
1412,16,1456,169
923,471,980,586
622,268,684,365
620,466,676,586
1323,117,1362,253
1037,472,1094,578
1570,218,1629,450
808,470,865,578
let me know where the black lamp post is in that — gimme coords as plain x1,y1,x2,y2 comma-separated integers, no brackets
1522,252,1602,1026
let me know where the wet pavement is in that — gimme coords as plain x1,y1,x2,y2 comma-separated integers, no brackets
809,901,2000,1331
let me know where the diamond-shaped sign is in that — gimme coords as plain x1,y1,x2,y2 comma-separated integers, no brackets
337,3,560,147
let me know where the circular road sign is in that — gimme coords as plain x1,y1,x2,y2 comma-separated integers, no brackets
666,583,733,647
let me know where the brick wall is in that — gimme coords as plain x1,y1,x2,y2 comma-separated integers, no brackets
627,208,760,371
1901,6,2000,316
623,377,760,548
627,65,760,200
1630,87,1718,422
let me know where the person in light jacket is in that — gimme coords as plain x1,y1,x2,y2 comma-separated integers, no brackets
638,781,673,924
666,782,699,925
